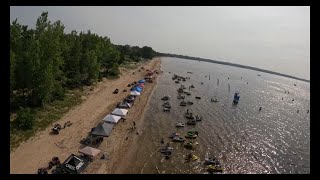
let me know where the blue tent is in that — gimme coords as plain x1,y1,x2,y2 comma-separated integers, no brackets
138,79,146,83
133,86,143,92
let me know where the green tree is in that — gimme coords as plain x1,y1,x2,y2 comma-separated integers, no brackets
16,107,35,130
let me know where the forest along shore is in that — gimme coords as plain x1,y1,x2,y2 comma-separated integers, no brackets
10,58,161,174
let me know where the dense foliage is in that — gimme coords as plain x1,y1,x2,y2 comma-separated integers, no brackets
15,108,35,130
10,12,157,116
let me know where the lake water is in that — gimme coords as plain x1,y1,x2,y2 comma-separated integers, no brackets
125,57,310,174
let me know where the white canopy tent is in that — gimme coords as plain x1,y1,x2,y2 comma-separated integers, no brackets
130,91,141,96
111,108,128,117
102,114,122,124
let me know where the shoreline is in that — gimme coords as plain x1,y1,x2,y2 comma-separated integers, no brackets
10,58,162,174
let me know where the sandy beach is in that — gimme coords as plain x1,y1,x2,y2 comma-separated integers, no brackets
10,58,162,174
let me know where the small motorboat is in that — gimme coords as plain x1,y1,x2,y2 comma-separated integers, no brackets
163,101,170,106
204,157,220,165
184,141,198,149
185,154,199,161
195,96,201,99
163,108,170,112
178,88,184,93
180,101,187,106
185,113,195,119
175,81,180,83
163,104,171,108
177,95,185,99
160,149,172,154
233,92,240,104
187,120,196,125
211,98,218,102
187,131,199,136
161,96,170,100
187,101,193,105
160,146,173,151
172,136,186,142
207,164,224,173
185,134,197,139
176,122,185,127
169,132,180,138
180,85,186,89
195,116,202,121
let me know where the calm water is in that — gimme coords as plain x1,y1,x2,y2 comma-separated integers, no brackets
126,57,310,174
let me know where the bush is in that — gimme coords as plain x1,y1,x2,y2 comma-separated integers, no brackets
16,107,35,130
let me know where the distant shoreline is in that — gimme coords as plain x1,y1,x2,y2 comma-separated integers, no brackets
157,54,310,83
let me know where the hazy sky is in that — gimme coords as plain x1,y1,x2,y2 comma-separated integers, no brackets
10,6,310,80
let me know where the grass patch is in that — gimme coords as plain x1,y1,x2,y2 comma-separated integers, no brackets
120,62,139,69
10,89,84,152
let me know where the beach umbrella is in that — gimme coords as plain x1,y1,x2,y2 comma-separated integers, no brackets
130,91,140,96
102,114,122,124
111,108,128,117
138,79,146,83
78,146,101,157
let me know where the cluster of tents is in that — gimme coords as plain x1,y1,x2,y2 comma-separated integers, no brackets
90,79,146,137
52,79,147,174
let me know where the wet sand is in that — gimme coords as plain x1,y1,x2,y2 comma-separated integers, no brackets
10,58,162,174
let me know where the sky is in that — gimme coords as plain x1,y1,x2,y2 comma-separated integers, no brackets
10,6,310,80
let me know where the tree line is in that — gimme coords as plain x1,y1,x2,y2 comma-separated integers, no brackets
10,12,157,129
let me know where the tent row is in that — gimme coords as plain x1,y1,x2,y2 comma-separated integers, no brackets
94,79,146,138
52,79,149,174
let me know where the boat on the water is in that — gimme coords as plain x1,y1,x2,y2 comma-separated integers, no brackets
187,120,196,125
180,101,187,106
169,132,180,138
207,164,224,173
161,96,170,100
172,136,186,142
233,92,240,104
204,157,219,165
187,101,193,105
163,107,170,112
195,116,202,121
211,98,218,102
184,141,198,149
195,96,201,99
185,133,197,139
176,122,185,127
187,131,199,136
185,113,195,119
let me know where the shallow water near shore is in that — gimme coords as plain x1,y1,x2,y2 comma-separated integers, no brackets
125,57,310,174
